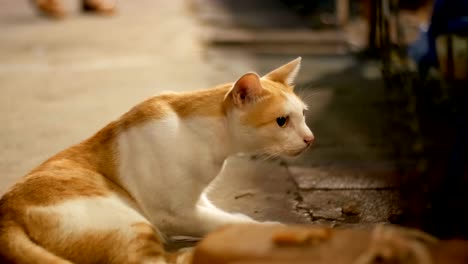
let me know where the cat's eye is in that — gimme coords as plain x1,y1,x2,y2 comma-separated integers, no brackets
276,116,289,127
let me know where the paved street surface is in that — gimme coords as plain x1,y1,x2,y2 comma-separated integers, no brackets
1,0,403,231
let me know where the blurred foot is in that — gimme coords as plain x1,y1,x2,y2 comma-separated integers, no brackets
34,0,66,19
82,0,116,15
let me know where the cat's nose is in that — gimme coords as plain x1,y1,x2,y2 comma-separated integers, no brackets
303,135,314,145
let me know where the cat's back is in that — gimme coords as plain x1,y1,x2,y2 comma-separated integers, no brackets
117,86,230,129
117,94,176,130
0,129,118,215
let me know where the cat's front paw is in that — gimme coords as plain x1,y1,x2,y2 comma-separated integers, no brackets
262,220,284,226
230,212,257,223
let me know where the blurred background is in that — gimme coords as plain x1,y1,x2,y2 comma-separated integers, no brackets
1,0,467,239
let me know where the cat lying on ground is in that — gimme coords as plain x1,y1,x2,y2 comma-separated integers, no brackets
0,57,314,264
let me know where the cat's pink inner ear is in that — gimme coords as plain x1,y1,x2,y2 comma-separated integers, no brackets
263,57,301,85
231,72,263,107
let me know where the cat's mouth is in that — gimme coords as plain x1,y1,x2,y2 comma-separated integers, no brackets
285,146,309,157
259,145,310,158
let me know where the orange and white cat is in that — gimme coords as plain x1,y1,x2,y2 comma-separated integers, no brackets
0,58,314,263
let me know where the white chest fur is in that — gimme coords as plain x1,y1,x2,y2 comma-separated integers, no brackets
117,114,237,235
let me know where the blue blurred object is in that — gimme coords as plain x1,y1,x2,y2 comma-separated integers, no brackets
408,26,433,72
408,0,468,74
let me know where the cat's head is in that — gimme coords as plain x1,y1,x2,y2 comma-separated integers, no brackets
224,57,314,157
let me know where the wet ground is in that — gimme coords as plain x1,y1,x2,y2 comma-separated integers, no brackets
2,0,463,241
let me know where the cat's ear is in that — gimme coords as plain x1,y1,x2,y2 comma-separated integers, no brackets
263,57,301,85
227,72,263,108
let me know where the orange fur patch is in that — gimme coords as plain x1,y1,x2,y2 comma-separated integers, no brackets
163,84,231,118
242,95,288,127
241,78,298,127
117,83,233,131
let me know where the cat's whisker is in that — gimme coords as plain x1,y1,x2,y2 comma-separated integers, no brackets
295,88,327,104
255,147,286,162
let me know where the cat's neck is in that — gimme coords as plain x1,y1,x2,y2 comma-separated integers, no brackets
116,84,239,176
184,114,234,166
159,84,238,164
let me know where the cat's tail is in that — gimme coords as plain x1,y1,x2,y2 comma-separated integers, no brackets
0,220,73,264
